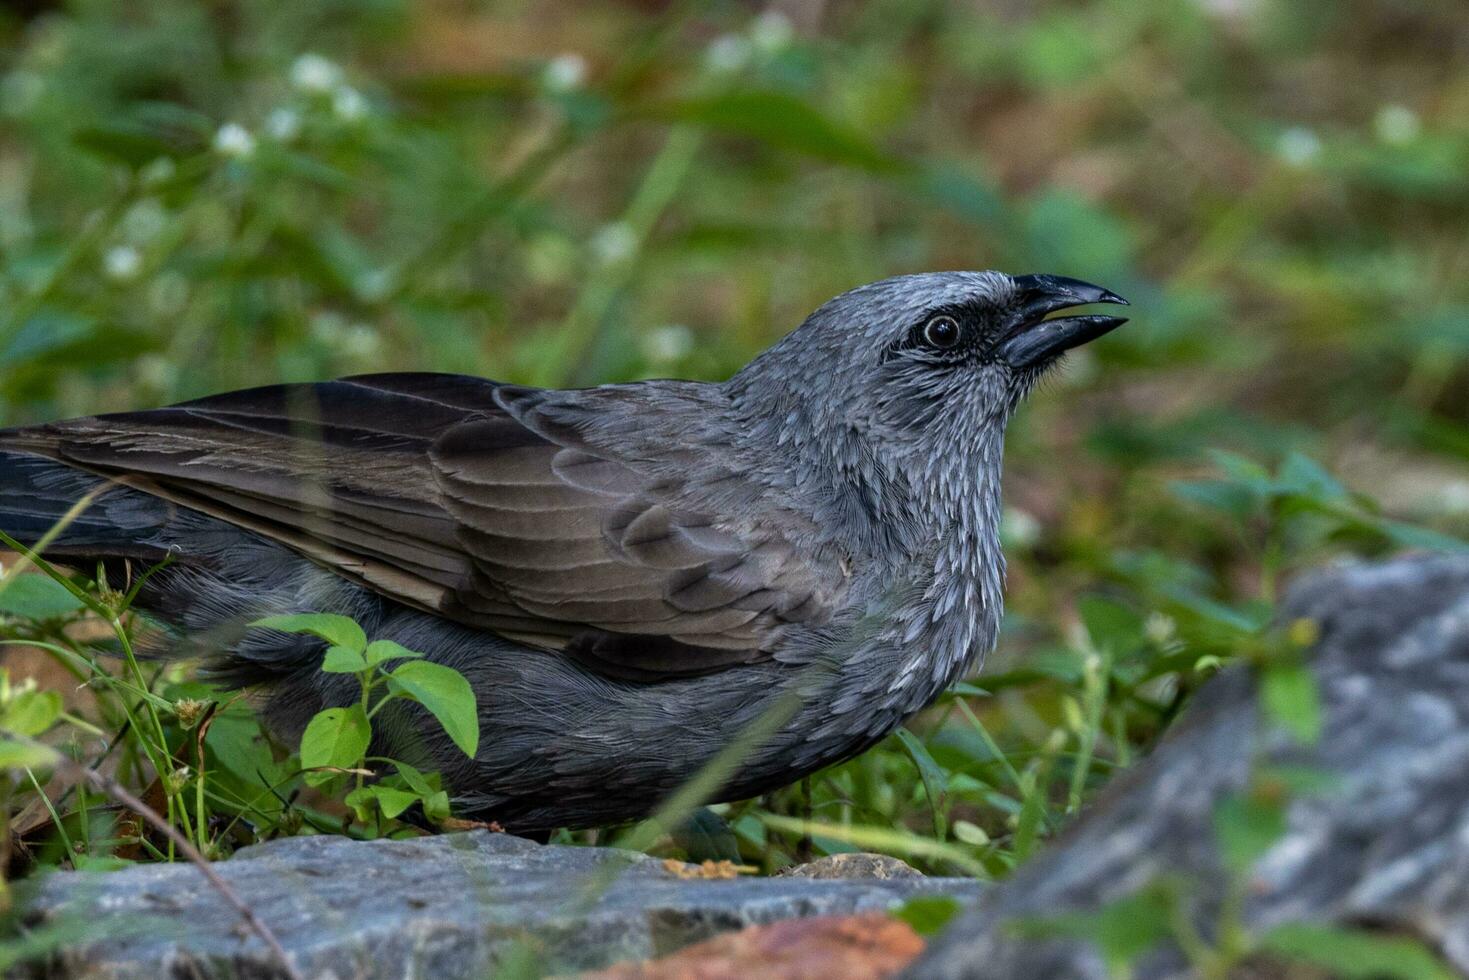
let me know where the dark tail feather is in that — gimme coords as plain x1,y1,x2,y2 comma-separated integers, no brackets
1,449,387,690
0,451,178,561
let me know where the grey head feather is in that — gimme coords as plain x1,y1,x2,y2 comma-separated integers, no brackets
726,271,1042,696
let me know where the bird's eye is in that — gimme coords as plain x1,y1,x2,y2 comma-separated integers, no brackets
922,315,961,350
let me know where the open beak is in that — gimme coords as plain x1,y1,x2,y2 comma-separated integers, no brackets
996,273,1129,369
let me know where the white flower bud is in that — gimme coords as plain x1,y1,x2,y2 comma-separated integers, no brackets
291,53,342,94
213,122,256,159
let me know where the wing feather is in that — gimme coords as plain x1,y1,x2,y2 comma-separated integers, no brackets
2,373,847,679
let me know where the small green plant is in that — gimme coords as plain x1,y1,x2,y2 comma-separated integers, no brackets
248,614,480,832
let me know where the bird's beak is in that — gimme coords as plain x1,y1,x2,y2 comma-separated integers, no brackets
997,273,1129,369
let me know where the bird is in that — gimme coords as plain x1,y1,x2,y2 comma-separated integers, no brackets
0,270,1126,833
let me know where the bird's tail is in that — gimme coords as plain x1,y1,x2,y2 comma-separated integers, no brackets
0,447,387,693
0,450,177,566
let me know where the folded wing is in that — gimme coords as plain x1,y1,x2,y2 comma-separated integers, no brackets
2,373,842,680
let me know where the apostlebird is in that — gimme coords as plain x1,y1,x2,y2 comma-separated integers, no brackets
0,271,1126,832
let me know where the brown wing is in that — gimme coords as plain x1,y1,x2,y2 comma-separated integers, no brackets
3,373,843,679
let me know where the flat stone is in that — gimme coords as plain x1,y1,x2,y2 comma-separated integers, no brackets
909,556,1469,979
14,831,981,979
782,853,924,880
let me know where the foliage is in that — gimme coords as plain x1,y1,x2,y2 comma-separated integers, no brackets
0,0,1464,940
250,612,476,825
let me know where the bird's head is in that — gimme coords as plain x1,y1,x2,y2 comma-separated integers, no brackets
729,270,1128,464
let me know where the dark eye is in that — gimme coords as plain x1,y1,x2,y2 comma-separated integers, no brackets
922,315,961,350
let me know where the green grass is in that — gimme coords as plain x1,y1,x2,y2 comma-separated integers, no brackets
0,0,1467,969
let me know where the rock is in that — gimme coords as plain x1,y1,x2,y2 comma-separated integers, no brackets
14,830,981,979
580,913,925,980
782,854,924,880
909,556,1469,980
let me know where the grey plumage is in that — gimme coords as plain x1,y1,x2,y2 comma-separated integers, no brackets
0,270,1126,831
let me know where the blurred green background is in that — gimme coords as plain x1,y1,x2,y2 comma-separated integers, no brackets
1,0,1467,872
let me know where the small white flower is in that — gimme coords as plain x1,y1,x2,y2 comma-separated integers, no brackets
543,53,588,93
122,199,167,243
1374,104,1420,145
1000,506,1041,549
332,85,368,122
1144,611,1177,647
642,324,694,365
103,245,142,281
291,53,342,94
705,34,751,74
266,106,301,141
1276,126,1321,168
750,10,794,52
213,122,256,159
589,221,636,266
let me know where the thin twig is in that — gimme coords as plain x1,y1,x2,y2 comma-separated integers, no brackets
35,746,304,980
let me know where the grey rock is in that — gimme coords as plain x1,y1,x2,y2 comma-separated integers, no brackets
910,555,1469,980
14,831,980,979
781,853,924,880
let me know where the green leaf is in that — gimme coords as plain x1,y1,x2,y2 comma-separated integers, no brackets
299,705,370,787
251,614,367,654
1163,585,1268,635
1012,753,1055,863
421,790,451,822
1213,790,1288,874
895,727,948,839
346,784,419,821
0,689,62,737
320,645,369,674
364,640,424,667
1078,596,1142,648
1277,452,1348,503
372,785,420,820
1261,661,1322,745
1258,922,1457,980
388,661,480,758
392,760,439,797
1206,449,1273,485
0,575,86,620
1023,188,1134,281
72,854,136,872
344,786,376,823
1169,478,1260,518
892,895,963,937
657,91,902,172
0,310,99,368
202,704,292,797
0,739,60,770
72,124,180,169
1372,518,1469,554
